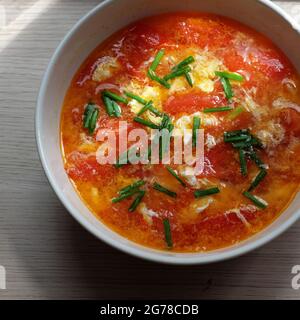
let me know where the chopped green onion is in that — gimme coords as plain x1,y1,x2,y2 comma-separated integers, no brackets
170,56,195,86
247,148,266,169
111,100,121,117
83,103,96,128
224,129,250,138
128,191,145,212
150,49,165,71
232,135,262,149
147,69,171,89
167,123,174,132
126,92,162,116
115,148,130,168
147,50,170,88
192,116,201,148
112,188,140,203
185,72,193,87
249,135,263,148
134,117,161,129
88,109,99,134
103,90,128,104
163,218,173,248
220,77,234,100
119,180,146,195
232,135,260,149
172,56,195,71
124,91,147,105
194,187,220,198
248,169,267,191
204,106,233,113
160,113,172,130
243,191,268,209
148,105,162,117
227,106,245,120
102,95,114,116
163,66,191,81
137,100,154,116
153,182,177,198
215,71,244,82
232,140,251,149
137,101,162,117
166,166,186,186
239,149,248,176
224,133,250,143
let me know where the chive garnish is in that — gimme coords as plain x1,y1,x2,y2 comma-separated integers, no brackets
119,180,146,195
163,218,173,248
185,72,193,87
153,182,177,198
163,66,191,81
112,180,146,211
192,116,201,148
111,100,121,117
224,129,249,138
232,137,252,149
156,115,173,160
204,106,233,113
169,56,195,87
248,169,267,191
194,187,220,198
124,91,147,105
150,49,165,71
248,148,265,169
102,95,114,116
125,91,162,116
103,90,128,104
227,106,245,120
112,188,140,203
215,71,244,82
83,103,99,134
137,100,153,116
147,49,171,89
115,148,130,168
224,129,267,176
249,135,263,148
147,69,171,89
134,117,161,129
102,92,122,117
239,149,247,176
172,56,195,72
83,103,96,128
243,191,268,209
89,109,99,133
148,104,163,117
160,113,173,131
224,134,249,143
166,166,186,186
231,135,262,149
220,77,233,100
128,191,145,212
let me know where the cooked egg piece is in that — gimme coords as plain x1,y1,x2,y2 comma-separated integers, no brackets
92,56,120,82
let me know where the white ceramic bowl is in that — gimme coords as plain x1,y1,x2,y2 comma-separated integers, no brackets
36,0,300,264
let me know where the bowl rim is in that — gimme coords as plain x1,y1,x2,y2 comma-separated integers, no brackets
36,0,300,265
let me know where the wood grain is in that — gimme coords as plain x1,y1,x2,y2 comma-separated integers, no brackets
0,0,300,299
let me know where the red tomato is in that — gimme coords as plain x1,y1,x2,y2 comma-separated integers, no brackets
67,155,116,183
203,143,244,183
164,91,226,115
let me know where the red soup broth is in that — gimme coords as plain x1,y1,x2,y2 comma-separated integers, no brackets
61,13,300,252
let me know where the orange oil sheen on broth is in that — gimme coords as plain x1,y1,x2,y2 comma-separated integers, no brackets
60,13,300,252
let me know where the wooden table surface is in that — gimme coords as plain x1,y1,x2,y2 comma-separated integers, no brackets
0,0,300,300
